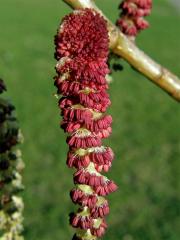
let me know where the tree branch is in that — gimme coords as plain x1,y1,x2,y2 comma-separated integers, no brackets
63,0,180,102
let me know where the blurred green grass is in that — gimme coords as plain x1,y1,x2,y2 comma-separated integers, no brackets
0,0,180,239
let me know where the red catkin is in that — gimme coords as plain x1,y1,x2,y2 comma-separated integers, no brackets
117,0,152,37
54,8,117,239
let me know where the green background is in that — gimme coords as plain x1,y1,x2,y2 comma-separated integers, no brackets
0,0,180,239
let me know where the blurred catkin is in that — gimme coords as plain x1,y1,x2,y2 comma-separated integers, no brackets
0,79,25,240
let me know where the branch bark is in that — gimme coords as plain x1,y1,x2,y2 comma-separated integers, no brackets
63,0,180,102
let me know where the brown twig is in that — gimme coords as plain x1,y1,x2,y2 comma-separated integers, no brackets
63,0,180,102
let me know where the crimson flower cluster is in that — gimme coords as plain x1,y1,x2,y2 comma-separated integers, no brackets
54,9,117,240
117,0,152,36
